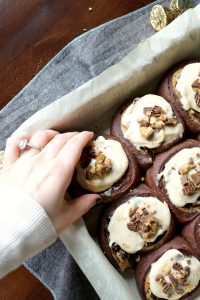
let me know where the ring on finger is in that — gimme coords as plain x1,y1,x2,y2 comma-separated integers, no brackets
17,139,43,153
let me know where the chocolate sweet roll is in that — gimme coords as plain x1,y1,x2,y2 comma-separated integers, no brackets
99,184,175,272
111,94,184,169
134,236,200,300
146,139,200,224
158,58,200,135
68,134,140,202
181,215,200,256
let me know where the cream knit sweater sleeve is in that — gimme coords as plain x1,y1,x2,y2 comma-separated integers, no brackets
0,186,57,278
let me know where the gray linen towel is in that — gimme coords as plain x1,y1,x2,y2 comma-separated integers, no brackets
1,0,198,299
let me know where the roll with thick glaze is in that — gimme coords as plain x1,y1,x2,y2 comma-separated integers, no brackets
111,94,184,169
99,184,175,272
134,236,200,300
158,58,200,135
146,139,200,224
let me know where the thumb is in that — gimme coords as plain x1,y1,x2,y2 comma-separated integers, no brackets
57,194,102,233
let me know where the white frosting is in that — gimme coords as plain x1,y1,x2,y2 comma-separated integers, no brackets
149,249,200,300
108,196,171,254
176,63,200,112
121,94,183,150
76,136,128,192
158,148,200,207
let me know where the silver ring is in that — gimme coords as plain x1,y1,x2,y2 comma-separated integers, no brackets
17,139,43,152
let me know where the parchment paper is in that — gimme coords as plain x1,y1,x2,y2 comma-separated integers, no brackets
11,5,200,300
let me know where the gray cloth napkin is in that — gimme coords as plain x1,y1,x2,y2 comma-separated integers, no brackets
1,0,198,299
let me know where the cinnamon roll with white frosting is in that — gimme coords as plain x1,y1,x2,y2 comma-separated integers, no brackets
158,58,200,136
135,236,200,300
146,139,200,224
111,94,184,169
99,184,174,271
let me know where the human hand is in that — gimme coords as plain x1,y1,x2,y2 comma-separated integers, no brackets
0,130,101,233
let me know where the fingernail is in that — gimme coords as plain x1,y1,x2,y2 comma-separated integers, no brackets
95,197,103,205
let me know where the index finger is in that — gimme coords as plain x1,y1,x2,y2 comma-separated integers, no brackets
56,131,94,179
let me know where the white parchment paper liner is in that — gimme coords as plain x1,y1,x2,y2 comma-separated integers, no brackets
13,6,200,300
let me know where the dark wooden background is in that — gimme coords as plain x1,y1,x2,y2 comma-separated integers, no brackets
0,0,154,299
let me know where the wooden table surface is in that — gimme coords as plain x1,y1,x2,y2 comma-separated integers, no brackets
0,0,154,299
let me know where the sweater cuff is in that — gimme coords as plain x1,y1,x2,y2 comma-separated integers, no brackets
0,186,57,277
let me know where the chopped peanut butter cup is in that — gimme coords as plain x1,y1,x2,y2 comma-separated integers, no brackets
181,215,200,257
68,134,140,202
98,184,174,272
145,139,200,224
134,236,200,300
111,94,184,169
158,58,200,136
